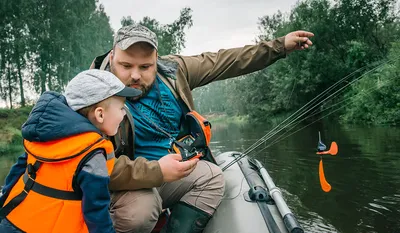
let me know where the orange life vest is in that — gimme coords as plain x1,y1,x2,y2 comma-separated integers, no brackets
1,132,115,233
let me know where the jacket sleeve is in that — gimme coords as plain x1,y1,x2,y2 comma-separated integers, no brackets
1,153,27,195
77,151,115,233
163,37,286,90
108,155,164,191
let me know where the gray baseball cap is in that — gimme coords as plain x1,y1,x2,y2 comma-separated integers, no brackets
114,24,158,50
65,69,142,111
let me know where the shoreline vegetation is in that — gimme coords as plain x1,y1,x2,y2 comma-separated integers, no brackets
0,107,31,156
204,113,249,124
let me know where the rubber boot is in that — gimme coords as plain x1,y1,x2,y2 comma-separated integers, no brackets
161,202,211,233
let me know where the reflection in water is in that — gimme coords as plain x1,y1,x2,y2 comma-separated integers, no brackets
0,122,399,233
211,121,400,233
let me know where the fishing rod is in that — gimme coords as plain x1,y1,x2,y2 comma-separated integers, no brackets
245,60,396,154
242,59,390,156
223,69,395,190
222,61,382,171
222,58,396,171
223,64,392,172
238,68,364,157
252,61,398,156
257,75,395,153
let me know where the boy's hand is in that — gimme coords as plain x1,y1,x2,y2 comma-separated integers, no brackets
159,154,199,182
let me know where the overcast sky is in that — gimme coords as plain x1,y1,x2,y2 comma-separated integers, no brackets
98,0,300,55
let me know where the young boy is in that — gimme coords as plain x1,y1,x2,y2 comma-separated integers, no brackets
0,69,141,233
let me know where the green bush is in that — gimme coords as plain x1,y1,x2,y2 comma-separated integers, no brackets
341,42,400,125
0,127,24,156
0,106,32,130
0,107,30,156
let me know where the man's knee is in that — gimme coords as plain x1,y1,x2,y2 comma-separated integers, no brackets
110,189,162,233
194,161,225,197
181,161,225,214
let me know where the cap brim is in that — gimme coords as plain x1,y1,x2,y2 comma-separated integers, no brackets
117,37,157,50
115,87,142,97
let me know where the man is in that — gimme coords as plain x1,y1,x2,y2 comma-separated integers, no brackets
90,24,313,233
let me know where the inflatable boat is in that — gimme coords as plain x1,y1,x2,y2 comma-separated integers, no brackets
153,152,304,233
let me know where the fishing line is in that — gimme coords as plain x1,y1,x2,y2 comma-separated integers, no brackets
248,59,392,147
286,76,297,109
243,60,386,155
222,171,258,200
254,74,398,155
222,58,397,171
193,160,215,210
242,59,393,155
241,65,367,156
226,72,395,170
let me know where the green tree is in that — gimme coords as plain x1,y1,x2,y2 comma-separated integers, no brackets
120,7,193,55
194,0,400,125
0,0,27,107
0,0,114,108
341,42,400,125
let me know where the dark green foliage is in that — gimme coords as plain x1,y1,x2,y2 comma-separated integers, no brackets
0,2,193,108
0,0,114,107
194,0,400,125
0,106,32,155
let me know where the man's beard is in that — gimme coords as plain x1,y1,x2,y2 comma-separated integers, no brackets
127,80,155,102
109,62,156,101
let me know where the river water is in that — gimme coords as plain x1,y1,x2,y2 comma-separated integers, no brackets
210,121,400,233
1,121,399,233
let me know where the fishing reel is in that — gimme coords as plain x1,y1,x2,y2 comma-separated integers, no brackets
180,147,203,161
170,110,216,164
170,135,204,161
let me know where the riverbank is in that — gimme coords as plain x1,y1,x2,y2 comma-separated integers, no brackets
0,107,31,156
204,113,249,124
